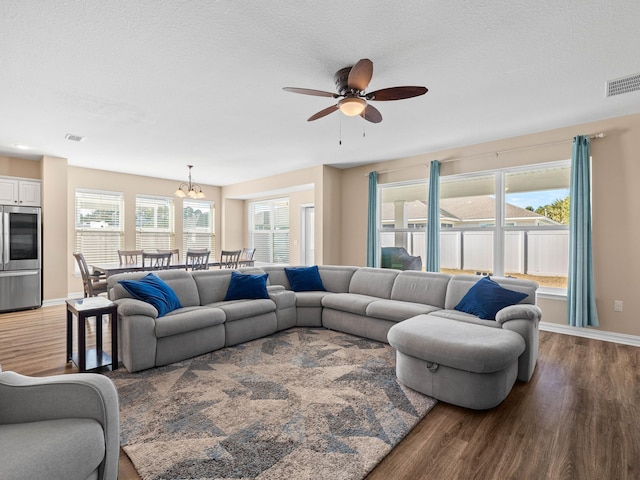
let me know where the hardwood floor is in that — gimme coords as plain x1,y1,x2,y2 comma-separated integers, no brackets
1,305,638,479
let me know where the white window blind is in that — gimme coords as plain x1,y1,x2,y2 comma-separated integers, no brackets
135,195,175,252
75,189,124,264
249,198,289,264
183,200,214,254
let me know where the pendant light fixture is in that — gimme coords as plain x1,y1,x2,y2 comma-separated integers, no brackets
174,165,205,199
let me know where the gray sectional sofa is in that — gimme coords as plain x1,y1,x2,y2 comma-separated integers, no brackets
108,265,541,408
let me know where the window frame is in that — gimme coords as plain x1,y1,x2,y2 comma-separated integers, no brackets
182,199,215,256
377,160,571,292
135,194,175,252
248,198,290,265
74,188,125,266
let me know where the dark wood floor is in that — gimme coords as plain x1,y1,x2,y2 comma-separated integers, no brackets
1,305,638,479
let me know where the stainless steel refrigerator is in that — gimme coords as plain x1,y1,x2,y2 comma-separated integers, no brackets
0,205,42,312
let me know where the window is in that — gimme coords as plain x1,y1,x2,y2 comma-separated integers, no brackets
183,199,214,254
379,182,428,263
440,161,570,289
503,162,570,289
377,161,571,289
75,189,124,264
135,195,174,252
249,198,289,264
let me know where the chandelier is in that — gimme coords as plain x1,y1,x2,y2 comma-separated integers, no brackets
174,165,205,199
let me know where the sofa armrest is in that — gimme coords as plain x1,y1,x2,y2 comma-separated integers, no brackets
0,371,120,480
495,304,542,325
496,304,542,382
115,297,158,318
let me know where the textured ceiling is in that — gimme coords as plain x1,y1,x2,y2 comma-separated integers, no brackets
1,1,640,186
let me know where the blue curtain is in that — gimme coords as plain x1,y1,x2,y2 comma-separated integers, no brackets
366,171,378,267
567,135,599,327
425,160,441,272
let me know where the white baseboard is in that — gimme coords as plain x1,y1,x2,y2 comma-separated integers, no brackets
42,293,83,308
539,321,640,347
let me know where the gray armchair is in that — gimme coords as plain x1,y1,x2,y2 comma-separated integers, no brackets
0,369,120,480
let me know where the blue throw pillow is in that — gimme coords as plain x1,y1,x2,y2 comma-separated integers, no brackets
284,265,326,292
454,276,528,320
224,271,269,301
119,273,182,317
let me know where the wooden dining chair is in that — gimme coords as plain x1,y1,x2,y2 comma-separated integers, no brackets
219,250,241,269
185,249,210,271
73,252,108,297
157,248,180,264
118,249,143,265
240,248,256,262
142,251,172,270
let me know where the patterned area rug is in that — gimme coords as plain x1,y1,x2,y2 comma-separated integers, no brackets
106,328,437,480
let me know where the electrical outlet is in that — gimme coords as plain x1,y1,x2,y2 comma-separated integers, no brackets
614,300,623,312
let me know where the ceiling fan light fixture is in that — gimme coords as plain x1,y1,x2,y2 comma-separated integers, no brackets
338,97,366,116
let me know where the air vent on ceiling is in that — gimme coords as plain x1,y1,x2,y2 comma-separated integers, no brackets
606,73,640,97
65,133,85,142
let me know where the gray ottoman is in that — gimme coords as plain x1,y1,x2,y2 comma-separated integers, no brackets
388,314,526,410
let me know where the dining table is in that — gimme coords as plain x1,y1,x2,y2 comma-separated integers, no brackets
90,259,255,277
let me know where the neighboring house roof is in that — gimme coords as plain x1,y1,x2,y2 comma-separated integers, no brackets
381,196,558,225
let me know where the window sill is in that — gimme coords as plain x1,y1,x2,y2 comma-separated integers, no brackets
536,287,567,300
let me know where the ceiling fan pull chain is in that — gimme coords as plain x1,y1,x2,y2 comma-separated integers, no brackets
339,116,342,145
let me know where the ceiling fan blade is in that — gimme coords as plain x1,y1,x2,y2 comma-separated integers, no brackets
366,86,428,101
283,87,338,98
361,104,382,123
308,104,339,121
347,58,373,91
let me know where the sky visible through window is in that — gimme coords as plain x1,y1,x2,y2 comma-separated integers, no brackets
506,188,570,209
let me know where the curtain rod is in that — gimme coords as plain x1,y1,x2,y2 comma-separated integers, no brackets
367,132,606,176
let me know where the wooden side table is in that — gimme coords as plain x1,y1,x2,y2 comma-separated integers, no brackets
66,297,118,372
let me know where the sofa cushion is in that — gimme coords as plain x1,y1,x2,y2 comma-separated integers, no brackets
262,266,291,289
388,315,525,374
348,267,399,299
321,293,380,316
365,299,441,322
294,290,332,307
285,265,326,292
444,274,537,310
390,271,451,308
155,306,226,338
454,276,528,320
316,265,359,293
119,273,182,317
210,298,276,322
0,418,104,480
427,309,503,328
110,269,201,308
224,271,269,301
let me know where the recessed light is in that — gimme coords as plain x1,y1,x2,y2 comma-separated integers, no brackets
13,144,29,150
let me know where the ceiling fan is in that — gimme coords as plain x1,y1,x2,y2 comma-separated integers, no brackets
283,58,427,123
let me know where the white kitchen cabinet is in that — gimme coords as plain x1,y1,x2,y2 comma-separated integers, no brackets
0,178,41,206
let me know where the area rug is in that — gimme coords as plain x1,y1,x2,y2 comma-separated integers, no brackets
106,327,437,480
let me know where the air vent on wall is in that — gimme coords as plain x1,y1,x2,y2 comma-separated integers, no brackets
65,133,85,142
606,73,640,97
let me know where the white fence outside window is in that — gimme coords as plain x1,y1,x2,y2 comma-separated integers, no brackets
381,229,568,276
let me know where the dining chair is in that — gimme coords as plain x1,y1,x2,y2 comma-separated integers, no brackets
73,252,108,297
117,249,143,265
157,248,180,264
219,250,241,269
142,251,172,270
185,249,210,271
240,248,256,262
